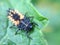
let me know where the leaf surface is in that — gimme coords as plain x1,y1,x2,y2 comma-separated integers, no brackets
0,0,48,45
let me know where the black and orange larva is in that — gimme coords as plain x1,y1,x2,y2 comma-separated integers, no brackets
7,8,37,39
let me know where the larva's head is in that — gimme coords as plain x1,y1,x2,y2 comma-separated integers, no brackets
7,8,20,21
7,8,24,21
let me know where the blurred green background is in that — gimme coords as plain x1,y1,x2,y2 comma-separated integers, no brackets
31,0,60,45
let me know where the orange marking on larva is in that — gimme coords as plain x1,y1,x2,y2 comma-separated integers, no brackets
8,16,15,23
9,13,13,16
9,10,15,14
14,10,19,14
14,20,20,26
8,16,14,21
20,14,24,19
8,16,12,20
8,16,20,26
11,10,15,14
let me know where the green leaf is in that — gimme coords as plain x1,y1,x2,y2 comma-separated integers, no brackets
0,0,48,45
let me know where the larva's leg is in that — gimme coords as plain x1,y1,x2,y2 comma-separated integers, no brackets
32,22,38,26
15,29,21,35
9,25,15,28
25,31,32,40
